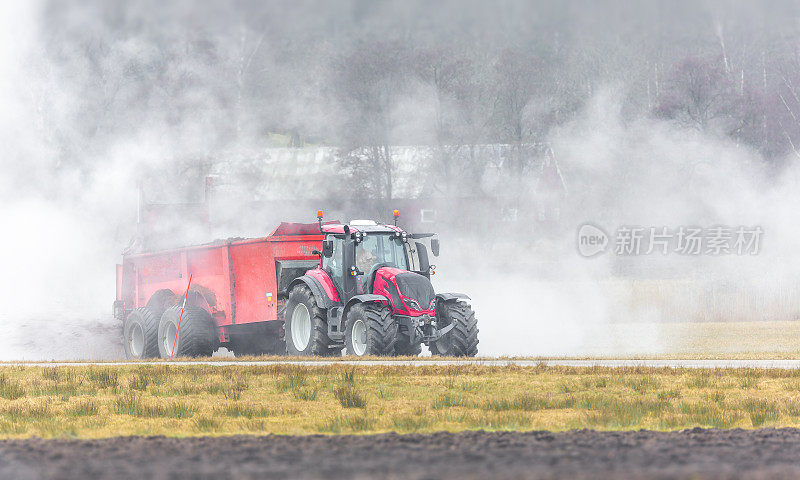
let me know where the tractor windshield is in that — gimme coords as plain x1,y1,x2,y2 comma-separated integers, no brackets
322,232,409,296
355,234,408,274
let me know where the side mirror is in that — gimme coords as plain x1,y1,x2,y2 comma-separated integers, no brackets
431,238,440,257
322,240,334,258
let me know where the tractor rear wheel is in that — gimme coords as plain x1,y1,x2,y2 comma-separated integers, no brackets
123,307,160,359
345,302,397,357
430,300,478,357
285,284,340,356
157,306,217,358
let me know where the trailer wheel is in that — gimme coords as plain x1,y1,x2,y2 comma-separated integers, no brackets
429,300,478,357
146,289,177,320
124,307,160,359
158,305,217,358
285,284,338,356
345,302,397,357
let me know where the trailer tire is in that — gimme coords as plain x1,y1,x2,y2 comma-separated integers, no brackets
146,289,177,320
285,284,338,356
158,305,217,358
345,302,397,357
123,307,160,359
429,300,478,357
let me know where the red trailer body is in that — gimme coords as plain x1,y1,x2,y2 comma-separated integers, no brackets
115,222,324,348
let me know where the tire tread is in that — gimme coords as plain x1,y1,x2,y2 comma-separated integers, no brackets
286,284,340,356
159,305,216,358
346,302,397,356
431,300,479,357
124,307,160,359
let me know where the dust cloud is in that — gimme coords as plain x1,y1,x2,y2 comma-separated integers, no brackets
437,90,800,356
2,2,800,359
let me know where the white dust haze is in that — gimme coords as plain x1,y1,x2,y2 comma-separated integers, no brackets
0,1,130,360
437,90,800,356
2,3,800,359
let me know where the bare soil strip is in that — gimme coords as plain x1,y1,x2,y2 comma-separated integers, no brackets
2,429,800,479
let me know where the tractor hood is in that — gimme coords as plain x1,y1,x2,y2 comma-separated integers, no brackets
394,272,435,308
373,267,436,315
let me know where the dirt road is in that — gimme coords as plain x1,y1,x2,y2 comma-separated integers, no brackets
2,429,800,479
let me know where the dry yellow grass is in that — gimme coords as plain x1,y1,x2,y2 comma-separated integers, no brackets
0,364,800,438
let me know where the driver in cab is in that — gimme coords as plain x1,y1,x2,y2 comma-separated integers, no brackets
355,243,378,293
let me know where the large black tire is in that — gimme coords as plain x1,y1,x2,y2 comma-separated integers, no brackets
146,289,177,320
230,322,286,357
123,307,160,359
429,300,479,357
157,305,217,358
345,302,397,357
285,284,340,356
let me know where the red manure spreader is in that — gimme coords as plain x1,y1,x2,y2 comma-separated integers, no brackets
114,211,478,358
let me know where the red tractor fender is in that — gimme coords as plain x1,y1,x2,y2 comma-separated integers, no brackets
435,292,471,303
288,271,340,309
341,294,388,322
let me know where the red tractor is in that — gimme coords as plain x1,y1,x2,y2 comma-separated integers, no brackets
285,211,478,357
115,211,478,357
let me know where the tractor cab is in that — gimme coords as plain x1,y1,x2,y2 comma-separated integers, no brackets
320,220,418,297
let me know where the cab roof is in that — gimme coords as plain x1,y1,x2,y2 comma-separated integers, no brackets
321,222,403,235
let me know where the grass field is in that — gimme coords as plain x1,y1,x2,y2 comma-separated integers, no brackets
1,364,800,438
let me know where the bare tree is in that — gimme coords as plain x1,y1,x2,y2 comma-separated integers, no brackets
654,56,734,132
333,41,412,201
493,48,543,176
414,47,494,194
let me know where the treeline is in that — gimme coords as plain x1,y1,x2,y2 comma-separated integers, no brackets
36,0,800,200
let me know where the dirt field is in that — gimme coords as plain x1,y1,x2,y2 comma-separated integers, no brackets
2,428,800,479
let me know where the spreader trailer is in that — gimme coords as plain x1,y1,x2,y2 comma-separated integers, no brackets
115,211,478,358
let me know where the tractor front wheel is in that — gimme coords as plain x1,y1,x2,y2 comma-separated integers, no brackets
123,307,160,359
345,302,397,357
157,306,217,358
430,300,479,357
285,284,340,356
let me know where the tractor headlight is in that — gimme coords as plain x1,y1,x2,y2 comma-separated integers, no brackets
404,298,421,310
